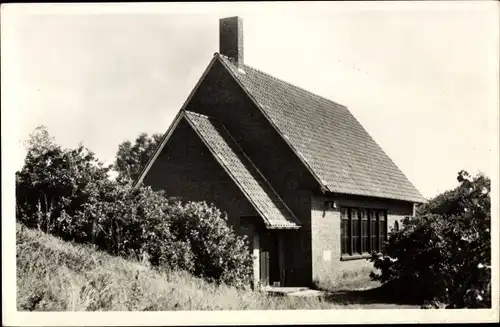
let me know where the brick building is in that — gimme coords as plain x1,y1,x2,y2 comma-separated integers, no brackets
135,16,425,288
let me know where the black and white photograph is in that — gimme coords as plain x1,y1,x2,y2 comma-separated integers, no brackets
2,1,499,325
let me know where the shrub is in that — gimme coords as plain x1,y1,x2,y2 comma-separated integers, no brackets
369,171,491,308
74,182,195,272
63,184,252,287
16,126,253,288
168,201,253,288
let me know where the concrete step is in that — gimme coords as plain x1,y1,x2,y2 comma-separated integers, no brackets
264,286,325,297
287,289,325,297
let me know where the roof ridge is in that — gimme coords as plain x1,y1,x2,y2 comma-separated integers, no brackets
217,53,347,110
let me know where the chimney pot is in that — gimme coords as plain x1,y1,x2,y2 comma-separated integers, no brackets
219,16,244,68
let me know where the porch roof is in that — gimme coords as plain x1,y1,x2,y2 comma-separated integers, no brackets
185,110,301,229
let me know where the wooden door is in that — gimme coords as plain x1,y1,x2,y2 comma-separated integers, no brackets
260,231,280,286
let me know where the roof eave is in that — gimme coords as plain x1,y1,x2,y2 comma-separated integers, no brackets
324,190,426,204
265,225,301,230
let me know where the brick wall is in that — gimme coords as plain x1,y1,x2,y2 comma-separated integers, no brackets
185,60,318,195
145,59,417,287
310,193,414,282
143,118,257,231
310,195,342,281
185,60,318,286
282,189,313,287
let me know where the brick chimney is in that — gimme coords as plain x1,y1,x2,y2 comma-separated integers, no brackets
219,16,244,69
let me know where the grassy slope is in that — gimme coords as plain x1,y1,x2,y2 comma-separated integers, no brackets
17,223,365,311
17,224,421,310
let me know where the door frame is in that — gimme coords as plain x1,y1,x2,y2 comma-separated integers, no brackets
259,230,286,287
240,217,287,289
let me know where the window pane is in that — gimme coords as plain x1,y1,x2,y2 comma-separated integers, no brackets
360,209,369,253
378,211,386,237
379,210,385,221
350,208,358,220
341,218,350,254
341,207,350,254
341,207,348,219
351,209,360,254
378,210,387,251
370,210,378,252
360,209,368,220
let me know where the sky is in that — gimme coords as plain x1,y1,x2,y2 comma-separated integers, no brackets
2,2,499,199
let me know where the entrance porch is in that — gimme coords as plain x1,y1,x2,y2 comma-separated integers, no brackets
240,217,298,289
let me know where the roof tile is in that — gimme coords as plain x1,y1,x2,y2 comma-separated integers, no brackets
219,54,425,203
185,111,301,229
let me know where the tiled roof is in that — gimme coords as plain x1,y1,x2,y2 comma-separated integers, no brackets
184,111,301,229
218,54,425,203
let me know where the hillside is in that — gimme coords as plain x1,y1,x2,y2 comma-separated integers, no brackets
17,223,362,311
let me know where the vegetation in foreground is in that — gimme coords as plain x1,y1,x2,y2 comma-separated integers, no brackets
314,264,380,293
370,171,491,308
16,126,253,288
17,224,368,311
15,126,492,310
17,126,418,311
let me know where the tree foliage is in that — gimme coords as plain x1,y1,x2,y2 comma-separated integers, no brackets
16,126,111,234
113,132,162,182
23,125,58,158
16,126,253,288
369,170,491,308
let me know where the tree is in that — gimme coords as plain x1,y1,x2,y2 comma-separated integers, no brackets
113,132,162,182
16,126,111,236
22,125,57,158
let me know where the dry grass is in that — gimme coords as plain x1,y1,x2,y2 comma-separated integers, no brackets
312,263,422,309
314,264,381,293
17,224,365,311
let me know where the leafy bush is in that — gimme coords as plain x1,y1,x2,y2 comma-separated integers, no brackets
69,183,195,273
77,188,252,287
369,171,491,308
16,126,253,287
168,201,253,288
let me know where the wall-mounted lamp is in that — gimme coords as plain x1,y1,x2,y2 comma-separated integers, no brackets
322,200,337,217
